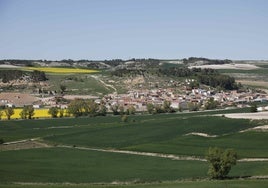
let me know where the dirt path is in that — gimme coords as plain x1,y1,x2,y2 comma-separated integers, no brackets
90,75,117,92
58,144,207,161
2,139,268,163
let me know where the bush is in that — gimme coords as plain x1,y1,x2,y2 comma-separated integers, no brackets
250,104,258,113
121,115,128,123
0,138,4,144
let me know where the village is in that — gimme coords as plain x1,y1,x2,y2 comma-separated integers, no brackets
1,78,268,115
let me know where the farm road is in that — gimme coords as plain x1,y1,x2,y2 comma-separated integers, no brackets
2,139,268,162
58,144,206,161
58,145,268,162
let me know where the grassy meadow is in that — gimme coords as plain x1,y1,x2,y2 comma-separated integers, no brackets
47,74,113,95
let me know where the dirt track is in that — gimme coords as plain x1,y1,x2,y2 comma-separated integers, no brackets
0,139,51,151
2,140,268,163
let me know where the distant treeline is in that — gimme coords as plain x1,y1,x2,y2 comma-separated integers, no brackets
159,67,218,77
112,66,238,90
0,70,47,83
0,58,161,67
0,58,232,69
111,69,151,77
160,67,238,90
182,57,232,65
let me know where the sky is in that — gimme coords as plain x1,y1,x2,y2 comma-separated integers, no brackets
0,0,267,60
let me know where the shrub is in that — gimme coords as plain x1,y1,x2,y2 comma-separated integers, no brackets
0,138,4,144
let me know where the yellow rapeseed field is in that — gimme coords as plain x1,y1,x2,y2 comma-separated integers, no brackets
0,108,68,120
24,67,99,74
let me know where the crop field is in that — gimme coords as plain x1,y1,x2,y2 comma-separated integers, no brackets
0,108,69,120
23,67,99,74
219,68,268,83
0,111,268,187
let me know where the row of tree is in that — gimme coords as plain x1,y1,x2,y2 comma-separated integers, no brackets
0,106,36,120
0,107,14,120
146,101,175,114
110,104,136,115
198,74,239,90
182,57,232,65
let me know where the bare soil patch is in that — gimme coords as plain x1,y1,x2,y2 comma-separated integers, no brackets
0,140,51,151
240,125,268,133
219,112,268,120
0,64,21,69
184,132,218,138
236,80,268,88
189,64,259,70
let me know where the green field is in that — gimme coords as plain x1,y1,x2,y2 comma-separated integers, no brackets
47,74,113,95
1,180,268,188
219,68,268,83
0,110,268,186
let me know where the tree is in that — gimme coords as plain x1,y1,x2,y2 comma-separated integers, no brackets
48,107,59,118
98,104,107,116
68,99,86,117
146,103,154,114
27,105,35,119
60,85,67,94
188,102,199,111
206,147,238,179
85,99,99,116
59,109,64,118
250,104,258,113
205,98,219,110
154,104,164,114
19,108,28,119
110,104,119,115
0,111,3,120
119,105,125,115
163,100,174,113
0,138,4,144
126,105,136,115
31,70,47,82
4,107,14,120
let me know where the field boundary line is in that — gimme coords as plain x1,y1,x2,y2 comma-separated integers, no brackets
58,145,207,161
58,145,268,162
3,138,40,145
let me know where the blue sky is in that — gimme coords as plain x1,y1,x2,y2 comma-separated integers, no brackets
0,0,267,60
